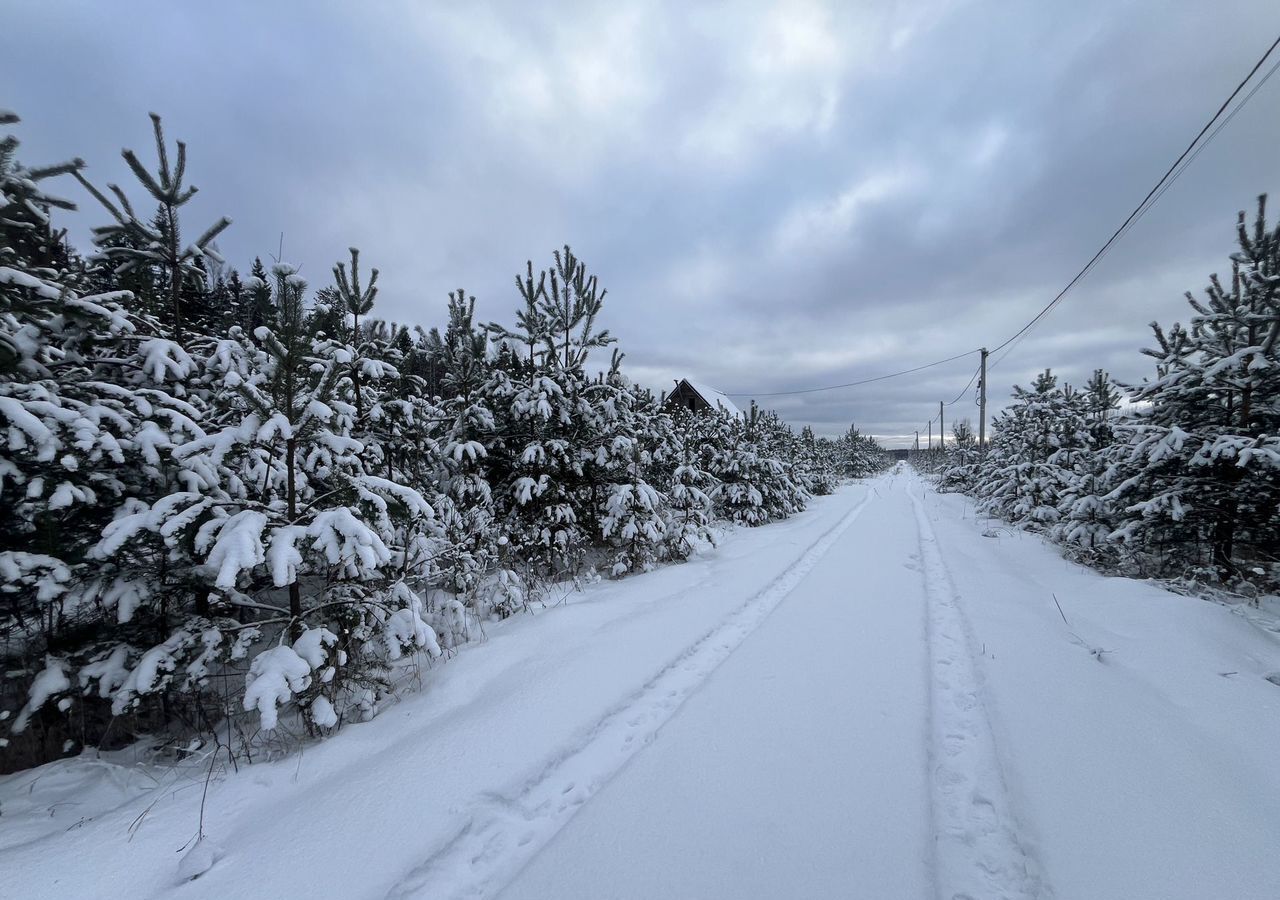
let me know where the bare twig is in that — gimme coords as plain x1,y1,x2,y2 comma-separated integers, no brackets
1052,593,1070,627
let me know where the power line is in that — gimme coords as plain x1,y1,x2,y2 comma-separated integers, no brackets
924,366,980,443
727,31,1280,400
944,359,983,406
918,32,1279,441
723,347,980,397
987,31,1280,370
1142,55,1280,226
921,362,979,435
990,49,1280,374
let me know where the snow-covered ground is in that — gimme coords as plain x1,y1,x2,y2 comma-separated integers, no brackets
4,467,1280,899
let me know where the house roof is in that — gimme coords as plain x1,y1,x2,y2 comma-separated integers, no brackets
678,378,744,418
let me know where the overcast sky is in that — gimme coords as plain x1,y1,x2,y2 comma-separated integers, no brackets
6,0,1279,446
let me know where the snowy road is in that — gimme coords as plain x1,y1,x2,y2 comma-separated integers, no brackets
495,469,935,900
494,470,1043,900
5,469,1280,900
493,470,1280,900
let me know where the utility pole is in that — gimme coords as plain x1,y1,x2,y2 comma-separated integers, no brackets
914,430,919,452
927,419,932,450
979,347,989,451
939,401,945,451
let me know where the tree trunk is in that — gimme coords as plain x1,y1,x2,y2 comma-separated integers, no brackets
351,311,364,423
1211,505,1236,580
286,436,303,641
168,205,183,349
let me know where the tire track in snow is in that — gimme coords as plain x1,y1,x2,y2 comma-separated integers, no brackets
909,481,1051,900
385,491,875,900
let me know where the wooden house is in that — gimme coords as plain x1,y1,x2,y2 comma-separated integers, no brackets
663,378,744,418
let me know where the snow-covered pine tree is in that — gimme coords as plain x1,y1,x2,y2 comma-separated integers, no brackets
659,408,717,560
694,407,763,526
542,245,613,373
200,266,234,336
331,247,379,426
797,425,837,495
244,256,275,336
430,290,511,618
1050,370,1124,561
975,370,1086,527
1083,369,1122,450
73,114,230,349
938,419,981,492
838,424,888,478
695,403,807,527
0,113,150,761
1107,196,1280,585
487,248,613,579
62,118,235,633
596,356,669,576
540,246,624,549
752,407,810,518
87,262,442,736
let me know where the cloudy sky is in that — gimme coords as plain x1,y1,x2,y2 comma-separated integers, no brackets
6,0,1279,445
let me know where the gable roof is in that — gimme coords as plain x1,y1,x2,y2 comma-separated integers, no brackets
678,378,744,418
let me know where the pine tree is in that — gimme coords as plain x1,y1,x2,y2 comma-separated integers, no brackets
662,409,718,559
332,247,378,425
693,403,809,527
597,364,669,576
1107,196,1280,583
426,292,504,610
838,424,889,478
486,248,615,577
975,370,1086,526
797,425,837,495
1,112,198,759
1050,371,1123,560
245,256,275,335
938,420,981,492
74,114,230,349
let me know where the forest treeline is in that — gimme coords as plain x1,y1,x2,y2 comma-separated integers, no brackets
0,112,890,771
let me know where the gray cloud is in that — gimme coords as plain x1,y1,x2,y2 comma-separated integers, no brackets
5,0,1278,445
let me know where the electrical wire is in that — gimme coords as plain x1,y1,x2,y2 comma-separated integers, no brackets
1141,55,1280,226
986,32,1280,371
724,31,1280,401
723,347,980,397
944,359,983,406
919,359,980,443
990,51,1280,374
